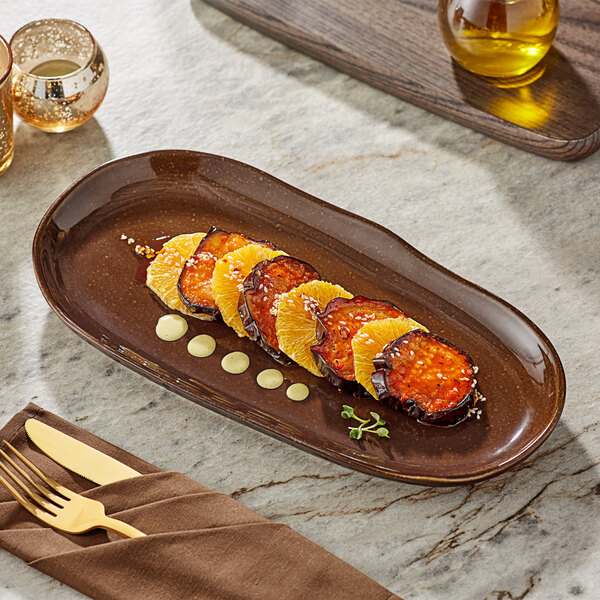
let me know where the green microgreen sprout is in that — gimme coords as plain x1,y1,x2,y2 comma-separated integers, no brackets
341,405,390,440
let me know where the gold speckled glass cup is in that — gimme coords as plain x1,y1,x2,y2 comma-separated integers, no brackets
10,19,108,133
0,34,14,176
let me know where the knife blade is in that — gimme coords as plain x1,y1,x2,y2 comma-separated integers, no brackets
25,419,142,485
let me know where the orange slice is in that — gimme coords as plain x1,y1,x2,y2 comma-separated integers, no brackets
146,232,214,319
276,281,353,376
352,317,428,398
212,244,286,337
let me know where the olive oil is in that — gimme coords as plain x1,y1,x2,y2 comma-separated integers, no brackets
30,59,80,77
439,0,559,78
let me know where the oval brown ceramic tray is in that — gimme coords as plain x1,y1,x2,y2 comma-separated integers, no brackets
33,150,565,485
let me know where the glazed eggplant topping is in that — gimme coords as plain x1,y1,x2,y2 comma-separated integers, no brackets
238,255,320,363
311,296,406,388
371,330,476,425
178,227,275,317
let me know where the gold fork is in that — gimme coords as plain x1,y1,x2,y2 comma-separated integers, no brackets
0,440,146,539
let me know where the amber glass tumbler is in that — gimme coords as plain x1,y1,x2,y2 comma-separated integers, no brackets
0,34,13,176
10,19,108,132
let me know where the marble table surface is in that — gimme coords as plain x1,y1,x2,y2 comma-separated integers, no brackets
1,1,599,599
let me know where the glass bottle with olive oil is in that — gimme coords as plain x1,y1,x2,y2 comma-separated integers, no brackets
438,0,559,78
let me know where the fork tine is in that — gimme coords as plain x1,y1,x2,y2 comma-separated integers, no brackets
0,448,66,506
1,444,146,539
0,472,52,521
3,441,70,497
0,460,59,516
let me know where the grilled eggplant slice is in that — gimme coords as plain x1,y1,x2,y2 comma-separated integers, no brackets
178,227,275,317
238,255,320,363
310,296,406,390
371,330,477,425
213,245,287,337
276,281,353,376
352,316,427,399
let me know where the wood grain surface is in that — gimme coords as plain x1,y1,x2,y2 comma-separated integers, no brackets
204,0,600,161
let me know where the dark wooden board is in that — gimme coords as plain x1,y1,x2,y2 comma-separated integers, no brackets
204,0,600,161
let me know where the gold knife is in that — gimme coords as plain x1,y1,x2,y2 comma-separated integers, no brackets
25,419,142,485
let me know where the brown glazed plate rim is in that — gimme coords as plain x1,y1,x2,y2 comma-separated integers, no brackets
32,150,566,485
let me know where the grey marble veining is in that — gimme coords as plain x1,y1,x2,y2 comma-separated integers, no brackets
1,1,599,599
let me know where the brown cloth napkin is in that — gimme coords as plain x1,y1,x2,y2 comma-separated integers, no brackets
0,404,401,600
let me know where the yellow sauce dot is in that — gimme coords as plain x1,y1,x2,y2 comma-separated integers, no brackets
155,314,188,341
256,369,284,389
286,383,309,401
221,351,250,374
187,334,216,357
